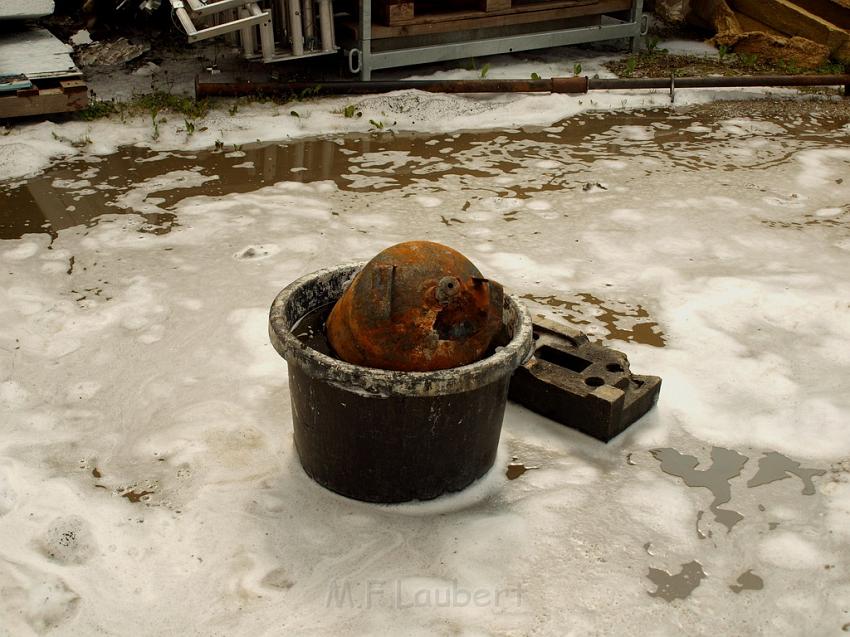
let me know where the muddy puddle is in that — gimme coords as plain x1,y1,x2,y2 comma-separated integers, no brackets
647,560,706,602
3,106,848,241
651,446,824,537
521,292,666,347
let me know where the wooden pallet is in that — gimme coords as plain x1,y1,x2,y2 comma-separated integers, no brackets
375,0,608,25
365,0,631,39
0,78,88,119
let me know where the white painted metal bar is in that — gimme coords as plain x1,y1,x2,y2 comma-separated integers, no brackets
173,5,199,36
287,0,304,56
170,1,271,43
629,0,644,52
226,8,239,44
359,0,372,80
318,0,333,52
366,21,639,73
274,0,287,43
248,2,275,61
185,0,259,17
302,0,315,46
239,6,255,55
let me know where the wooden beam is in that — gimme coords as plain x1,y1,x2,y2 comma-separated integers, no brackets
790,0,850,30
480,0,512,11
371,0,625,36
731,0,850,52
376,1,415,25
0,86,88,118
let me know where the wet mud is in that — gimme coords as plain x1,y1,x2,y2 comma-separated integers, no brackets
652,447,825,537
506,461,539,480
647,560,707,602
3,107,848,241
652,447,748,533
729,569,764,594
747,451,827,495
521,292,666,347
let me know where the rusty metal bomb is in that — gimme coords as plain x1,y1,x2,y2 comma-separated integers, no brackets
326,241,504,371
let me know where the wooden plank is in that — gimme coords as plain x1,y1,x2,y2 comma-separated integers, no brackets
374,0,603,26
370,0,628,38
377,1,415,24
731,0,850,52
60,79,88,93
0,0,54,21
388,0,601,25
480,0,512,10
0,83,88,118
790,0,850,30
734,11,784,36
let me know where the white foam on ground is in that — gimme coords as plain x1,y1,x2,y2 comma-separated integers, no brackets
0,106,849,634
0,45,838,183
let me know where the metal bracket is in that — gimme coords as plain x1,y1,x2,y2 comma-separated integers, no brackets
640,13,649,36
348,48,362,74
508,319,661,442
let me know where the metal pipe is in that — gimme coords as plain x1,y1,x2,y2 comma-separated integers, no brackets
302,0,315,47
590,74,850,90
173,5,198,36
248,2,275,61
239,6,254,56
287,0,304,56
196,74,850,98
317,0,333,52
184,0,259,17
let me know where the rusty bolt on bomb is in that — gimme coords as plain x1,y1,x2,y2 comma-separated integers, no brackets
327,241,505,371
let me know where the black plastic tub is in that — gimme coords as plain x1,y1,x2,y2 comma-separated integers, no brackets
268,262,533,503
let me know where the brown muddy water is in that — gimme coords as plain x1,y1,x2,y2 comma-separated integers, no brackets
647,560,707,601
3,106,848,240
4,106,847,350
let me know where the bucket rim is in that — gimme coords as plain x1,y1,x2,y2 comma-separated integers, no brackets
268,262,533,397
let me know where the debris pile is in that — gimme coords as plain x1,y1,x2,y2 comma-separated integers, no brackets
679,0,850,69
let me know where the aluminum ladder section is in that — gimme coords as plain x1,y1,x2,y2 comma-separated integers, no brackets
170,0,274,61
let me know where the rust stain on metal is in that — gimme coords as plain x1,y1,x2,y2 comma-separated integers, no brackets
327,241,504,371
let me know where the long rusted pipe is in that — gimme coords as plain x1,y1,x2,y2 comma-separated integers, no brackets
195,74,850,97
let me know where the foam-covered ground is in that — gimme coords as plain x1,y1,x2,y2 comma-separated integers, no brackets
3,41,840,185
1,101,850,635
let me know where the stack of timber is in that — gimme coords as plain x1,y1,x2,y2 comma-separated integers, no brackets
692,0,850,68
0,2,88,118
729,0,850,64
372,0,633,36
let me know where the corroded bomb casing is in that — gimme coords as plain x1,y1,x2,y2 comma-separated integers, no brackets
326,241,504,371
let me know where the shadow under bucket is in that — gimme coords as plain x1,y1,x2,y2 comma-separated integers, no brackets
269,263,533,503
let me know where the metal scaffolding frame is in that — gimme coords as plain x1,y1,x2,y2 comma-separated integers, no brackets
353,0,646,80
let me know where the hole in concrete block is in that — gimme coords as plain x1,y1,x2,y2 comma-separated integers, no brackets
606,363,624,373
585,376,605,387
537,346,591,372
